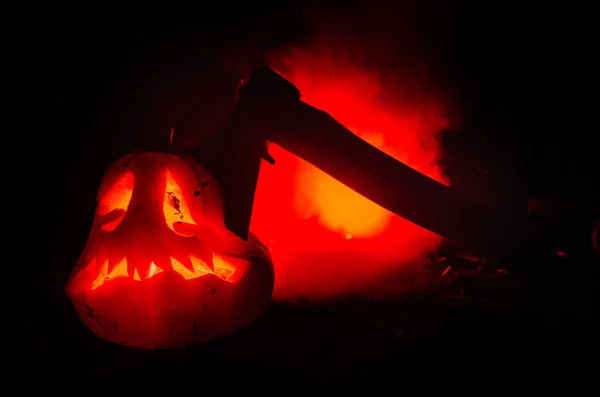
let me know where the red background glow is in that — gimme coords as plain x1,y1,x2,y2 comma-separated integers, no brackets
249,47,449,300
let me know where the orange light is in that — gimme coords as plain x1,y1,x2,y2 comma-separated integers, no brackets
65,153,274,349
250,48,448,299
84,253,247,290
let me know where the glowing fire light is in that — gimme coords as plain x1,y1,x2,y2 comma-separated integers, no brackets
250,48,449,299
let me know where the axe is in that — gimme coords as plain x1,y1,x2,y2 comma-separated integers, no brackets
192,66,537,261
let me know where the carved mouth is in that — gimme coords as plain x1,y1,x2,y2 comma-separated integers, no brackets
68,252,251,294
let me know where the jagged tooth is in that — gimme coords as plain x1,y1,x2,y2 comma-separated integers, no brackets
153,254,172,272
126,256,140,279
191,246,214,272
106,252,124,274
137,260,152,279
205,256,215,272
95,250,108,273
172,252,195,273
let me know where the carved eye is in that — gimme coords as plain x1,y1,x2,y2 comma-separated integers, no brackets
97,171,134,231
163,171,198,236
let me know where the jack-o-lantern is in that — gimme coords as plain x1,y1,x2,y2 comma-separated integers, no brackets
65,152,274,349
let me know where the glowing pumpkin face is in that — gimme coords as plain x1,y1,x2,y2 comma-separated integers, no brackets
65,152,274,349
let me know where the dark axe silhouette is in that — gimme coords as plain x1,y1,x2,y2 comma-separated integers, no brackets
192,66,534,259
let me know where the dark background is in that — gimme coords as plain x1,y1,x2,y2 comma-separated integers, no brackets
25,0,598,380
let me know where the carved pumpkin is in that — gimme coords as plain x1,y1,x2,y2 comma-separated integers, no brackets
65,152,274,349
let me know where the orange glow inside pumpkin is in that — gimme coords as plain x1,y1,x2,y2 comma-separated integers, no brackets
98,171,133,232
70,164,250,295
163,172,198,235
82,252,246,290
97,171,199,233
66,153,275,349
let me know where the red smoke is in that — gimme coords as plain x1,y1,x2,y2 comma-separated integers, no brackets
249,43,449,301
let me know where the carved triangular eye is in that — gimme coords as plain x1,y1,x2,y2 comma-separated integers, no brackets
163,171,197,236
97,171,134,231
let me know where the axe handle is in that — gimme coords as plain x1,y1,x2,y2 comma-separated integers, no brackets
266,100,533,255
193,66,533,257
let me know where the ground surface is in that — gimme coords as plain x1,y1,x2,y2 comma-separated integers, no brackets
31,248,599,384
